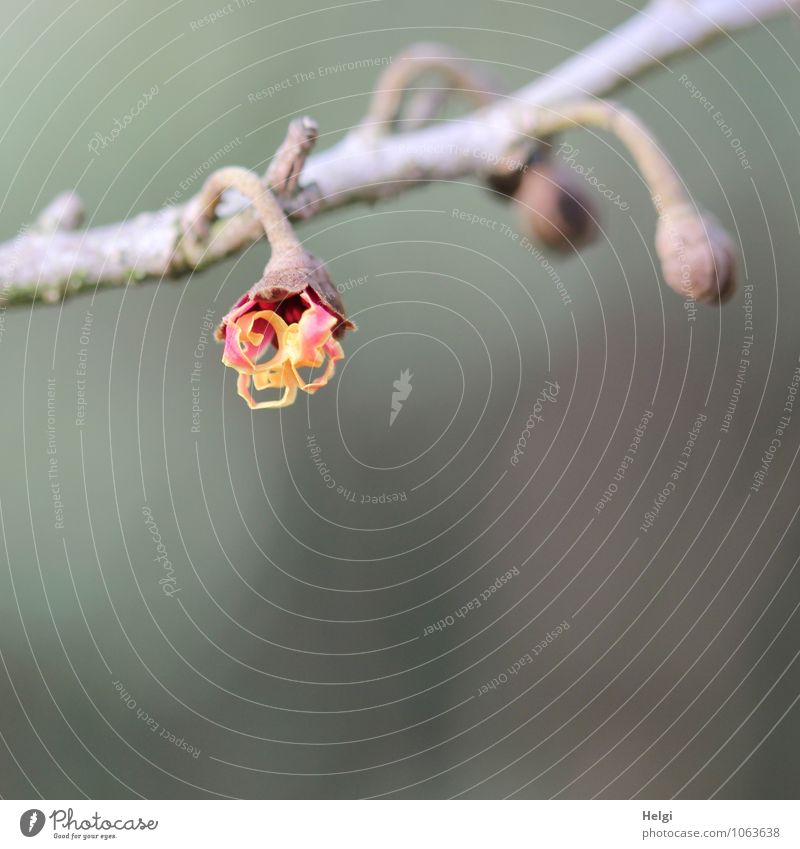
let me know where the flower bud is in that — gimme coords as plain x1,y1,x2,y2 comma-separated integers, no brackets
513,161,599,251
655,204,736,304
484,165,525,199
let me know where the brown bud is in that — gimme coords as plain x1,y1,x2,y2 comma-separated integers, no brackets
655,204,736,304
485,162,527,199
483,148,546,200
513,161,599,251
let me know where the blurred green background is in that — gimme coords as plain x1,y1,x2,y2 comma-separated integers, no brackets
1,0,799,799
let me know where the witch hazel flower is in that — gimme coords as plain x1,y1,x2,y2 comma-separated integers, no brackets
186,166,353,409
219,245,352,409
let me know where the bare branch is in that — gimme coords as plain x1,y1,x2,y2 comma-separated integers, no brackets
0,0,791,307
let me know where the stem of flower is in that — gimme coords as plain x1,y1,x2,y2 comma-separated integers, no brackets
360,42,504,137
531,99,688,214
183,166,301,265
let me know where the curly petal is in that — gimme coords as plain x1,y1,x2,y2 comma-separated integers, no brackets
220,289,345,409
